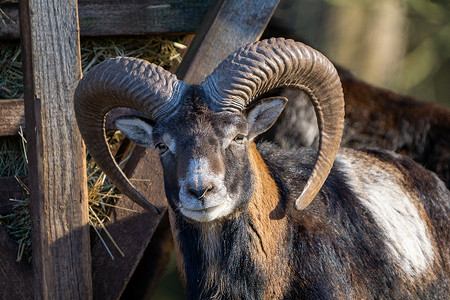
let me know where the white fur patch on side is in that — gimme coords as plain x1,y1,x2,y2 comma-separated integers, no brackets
337,150,434,278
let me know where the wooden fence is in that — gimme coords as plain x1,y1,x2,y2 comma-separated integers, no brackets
0,0,279,298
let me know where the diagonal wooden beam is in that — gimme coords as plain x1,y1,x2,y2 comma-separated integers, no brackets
91,147,168,300
176,0,280,84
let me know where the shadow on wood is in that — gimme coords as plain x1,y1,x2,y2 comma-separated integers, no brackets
0,226,33,299
92,147,168,300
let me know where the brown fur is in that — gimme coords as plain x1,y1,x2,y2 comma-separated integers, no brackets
247,143,291,299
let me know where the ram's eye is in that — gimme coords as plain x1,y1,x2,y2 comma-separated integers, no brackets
233,134,245,144
155,143,168,154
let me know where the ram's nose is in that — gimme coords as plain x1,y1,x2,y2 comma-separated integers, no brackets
188,184,214,199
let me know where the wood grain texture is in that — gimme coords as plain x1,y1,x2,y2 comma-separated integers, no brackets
91,147,167,300
0,99,127,136
0,99,25,136
176,0,280,84
18,0,92,299
0,0,212,40
0,226,33,300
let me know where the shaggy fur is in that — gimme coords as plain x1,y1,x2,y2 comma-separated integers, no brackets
168,141,449,299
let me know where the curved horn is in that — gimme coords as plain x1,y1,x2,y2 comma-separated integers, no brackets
74,57,186,213
201,38,344,210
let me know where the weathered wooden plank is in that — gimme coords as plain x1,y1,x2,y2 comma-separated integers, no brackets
176,0,280,84
0,99,128,136
91,147,167,300
18,0,92,299
121,213,174,300
0,226,33,299
0,0,212,40
78,0,211,37
0,99,25,136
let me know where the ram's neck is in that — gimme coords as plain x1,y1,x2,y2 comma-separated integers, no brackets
168,143,291,299
247,142,292,299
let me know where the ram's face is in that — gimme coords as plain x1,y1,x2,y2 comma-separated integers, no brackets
153,97,254,223
115,87,286,223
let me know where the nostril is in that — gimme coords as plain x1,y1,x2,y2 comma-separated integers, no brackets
188,185,214,198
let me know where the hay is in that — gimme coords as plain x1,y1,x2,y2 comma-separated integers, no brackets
0,44,22,99
0,136,27,177
0,35,183,99
0,196,31,262
0,131,137,262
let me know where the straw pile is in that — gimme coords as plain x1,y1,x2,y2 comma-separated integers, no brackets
1,36,185,99
0,35,185,262
0,129,132,262
0,44,22,99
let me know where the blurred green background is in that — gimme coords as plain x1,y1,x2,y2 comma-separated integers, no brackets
271,0,450,106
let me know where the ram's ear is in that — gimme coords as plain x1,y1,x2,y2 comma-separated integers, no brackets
247,97,287,140
114,116,154,147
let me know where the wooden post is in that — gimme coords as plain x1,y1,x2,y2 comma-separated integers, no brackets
18,0,92,299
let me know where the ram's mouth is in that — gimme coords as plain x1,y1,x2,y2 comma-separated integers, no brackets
183,205,221,213
179,201,229,223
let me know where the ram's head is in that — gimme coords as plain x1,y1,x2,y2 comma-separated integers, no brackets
74,38,344,221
